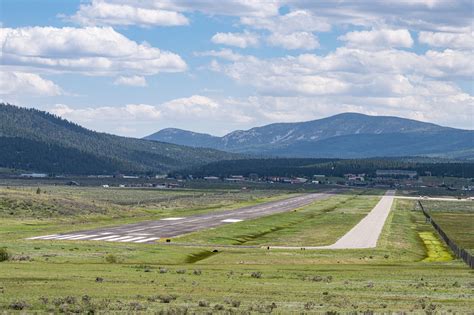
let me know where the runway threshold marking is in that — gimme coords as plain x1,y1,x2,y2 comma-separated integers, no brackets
221,219,243,223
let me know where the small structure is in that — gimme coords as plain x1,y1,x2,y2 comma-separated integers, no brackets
344,173,365,181
20,173,47,178
376,170,417,179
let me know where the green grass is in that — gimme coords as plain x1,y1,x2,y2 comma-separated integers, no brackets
0,187,472,313
174,194,380,246
420,200,474,252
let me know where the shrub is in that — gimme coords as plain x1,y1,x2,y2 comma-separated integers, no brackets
193,269,202,275
176,269,186,274
159,267,168,274
105,254,117,264
158,295,176,303
251,271,262,279
304,301,316,310
9,300,28,310
0,248,10,262
198,300,210,307
214,304,225,310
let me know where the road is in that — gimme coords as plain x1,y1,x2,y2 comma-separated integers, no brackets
270,190,395,250
27,192,332,244
395,196,471,202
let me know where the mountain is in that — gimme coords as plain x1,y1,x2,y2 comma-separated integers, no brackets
145,113,474,159
0,103,240,174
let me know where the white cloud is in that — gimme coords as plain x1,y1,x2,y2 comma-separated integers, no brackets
0,71,62,96
338,29,414,49
0,26,187,76
48,81,474,138
68,0,280,28
241,10,331,34
211,31,259,48
267,32,319,50
208,46,473,98
194,49,243,61
48,95,254,137
113,75,147,87
286,1,472,32
70,0,189,27
418,31,474,50
162,95,219,115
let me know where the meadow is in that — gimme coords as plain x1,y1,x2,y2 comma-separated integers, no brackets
0,185,473,313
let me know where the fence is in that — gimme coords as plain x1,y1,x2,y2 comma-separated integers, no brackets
418,200,473,269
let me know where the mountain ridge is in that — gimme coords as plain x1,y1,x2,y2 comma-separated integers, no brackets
0,103,241,174
145,112,473,159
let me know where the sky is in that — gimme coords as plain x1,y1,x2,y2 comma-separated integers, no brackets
1,0,473,137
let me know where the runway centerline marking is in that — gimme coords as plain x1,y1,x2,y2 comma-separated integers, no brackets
221,219,243,223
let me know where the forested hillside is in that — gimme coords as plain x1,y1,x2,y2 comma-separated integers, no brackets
0,104,239,174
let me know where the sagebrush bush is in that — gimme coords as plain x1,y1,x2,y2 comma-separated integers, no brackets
105,254,117,263
0,248,10,262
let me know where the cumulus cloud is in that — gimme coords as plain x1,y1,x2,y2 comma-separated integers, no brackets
286,0,472,32
418,31,474,50
267,32,319,50
194,49,243,61
211,31,259,48
113,75,147,87
241,10,331,34
0,71,62,96
49,95,254,136
70,0,189,27
0,26,187,76
338,29,414,49
68,0,280,28
208,46,473,98
50,86,474,137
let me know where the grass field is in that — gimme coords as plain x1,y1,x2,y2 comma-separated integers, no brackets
0,186,473,313
420,200,474,253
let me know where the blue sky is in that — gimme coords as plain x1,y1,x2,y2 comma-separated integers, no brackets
1,0,472,137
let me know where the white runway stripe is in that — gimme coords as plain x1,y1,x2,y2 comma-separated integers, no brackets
221,219,243,223
161,217,184,221
118,236,146,242
35,235,63,240
133,237,159,243
51,234,87,240
105,236,136,242
90,235,121,241
66,235,99,240
27,234,58,240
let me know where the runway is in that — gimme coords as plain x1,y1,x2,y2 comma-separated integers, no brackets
27,192,332,244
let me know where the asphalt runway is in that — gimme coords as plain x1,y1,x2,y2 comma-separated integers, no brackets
28,192,332,244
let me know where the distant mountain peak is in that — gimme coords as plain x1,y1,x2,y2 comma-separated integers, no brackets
144,112,471,159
